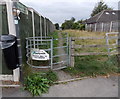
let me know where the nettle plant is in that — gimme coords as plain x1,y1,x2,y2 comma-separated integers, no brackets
24,73,53,96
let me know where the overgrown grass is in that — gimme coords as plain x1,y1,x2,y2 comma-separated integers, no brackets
23,63,58,81
22,63,33,78
62,30,105,37
43,70,58,82
62,30,117,53
64,55,119,77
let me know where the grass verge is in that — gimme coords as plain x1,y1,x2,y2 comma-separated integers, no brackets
64,55,119,77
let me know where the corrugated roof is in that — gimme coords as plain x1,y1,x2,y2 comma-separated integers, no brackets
86,10,120,24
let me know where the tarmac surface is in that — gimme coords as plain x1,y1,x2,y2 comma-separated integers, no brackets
1,75,119,97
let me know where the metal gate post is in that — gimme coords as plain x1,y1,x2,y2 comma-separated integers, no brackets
69,37,72,66
66,33,69,66
70,38,75,67
50,39,53,69
105,33,111,57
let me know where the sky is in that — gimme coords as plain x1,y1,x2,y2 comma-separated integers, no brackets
20,0,120,25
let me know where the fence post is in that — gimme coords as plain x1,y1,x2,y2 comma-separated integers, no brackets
69,37,71,66
85,24,87,31
67,33,69,66
90,24,92,31
110,21,113,32
50,39,53,69
69,38,75,67
105,33,111,57
101,23,104,32
95,23,97,32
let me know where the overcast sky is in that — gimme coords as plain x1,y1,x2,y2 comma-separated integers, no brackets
20,0,120,25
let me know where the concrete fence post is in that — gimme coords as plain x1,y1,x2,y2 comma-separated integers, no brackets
110,21,113,32
90,24,92,31
85,24,87,31
95,23,97,32
101,23,104,32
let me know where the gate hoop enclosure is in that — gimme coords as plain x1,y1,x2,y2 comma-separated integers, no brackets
26,36,69,70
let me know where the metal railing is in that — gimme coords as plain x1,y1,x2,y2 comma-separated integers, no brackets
26,35,69,70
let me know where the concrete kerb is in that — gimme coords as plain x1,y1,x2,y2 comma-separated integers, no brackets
0,85,20,88
53,74,120,84
54,77,89,84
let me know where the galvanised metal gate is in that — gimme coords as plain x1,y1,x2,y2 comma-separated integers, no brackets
105,32,118,56
26,35,69,70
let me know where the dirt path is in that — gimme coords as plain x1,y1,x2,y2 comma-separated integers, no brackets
58,32,66,62
54,32,73,81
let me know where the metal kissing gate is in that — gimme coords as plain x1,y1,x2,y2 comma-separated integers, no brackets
26,36,69,70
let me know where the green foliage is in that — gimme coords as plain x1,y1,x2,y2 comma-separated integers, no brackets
44,70,58,82
118,67,120,73
24,73,51,96
79,24,85,30
91,1,113,17
61,18,85,30
23,66,58,96
61,20,74,30
72,22,80,29
64,55,118,77
23,70,58,96
22,63,33,78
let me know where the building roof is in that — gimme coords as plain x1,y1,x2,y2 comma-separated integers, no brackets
86,10,120,24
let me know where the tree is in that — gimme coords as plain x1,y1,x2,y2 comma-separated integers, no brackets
77,20,85,30
91,1,112,17
77,19,83,24
70,17,75,22
61,17,76,30
55,23,59,30
72,22,80,29
61,20,74,30
61,17,85,30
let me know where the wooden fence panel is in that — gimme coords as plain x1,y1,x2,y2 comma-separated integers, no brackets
70,35,118,67
86,21,119,32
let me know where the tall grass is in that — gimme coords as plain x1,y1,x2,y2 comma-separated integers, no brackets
62,30,117,53
64,55,118,77
62,30,106,37
62,30,119,76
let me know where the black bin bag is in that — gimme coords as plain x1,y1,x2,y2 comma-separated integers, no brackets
0,35,19,70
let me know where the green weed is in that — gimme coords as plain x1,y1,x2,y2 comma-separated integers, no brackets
23,70,58,96
64,55,118,77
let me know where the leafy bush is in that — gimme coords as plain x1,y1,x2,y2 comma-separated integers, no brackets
24,73,52,96
23,70,58,96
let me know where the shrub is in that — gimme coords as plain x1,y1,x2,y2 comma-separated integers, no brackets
24,73,52,96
